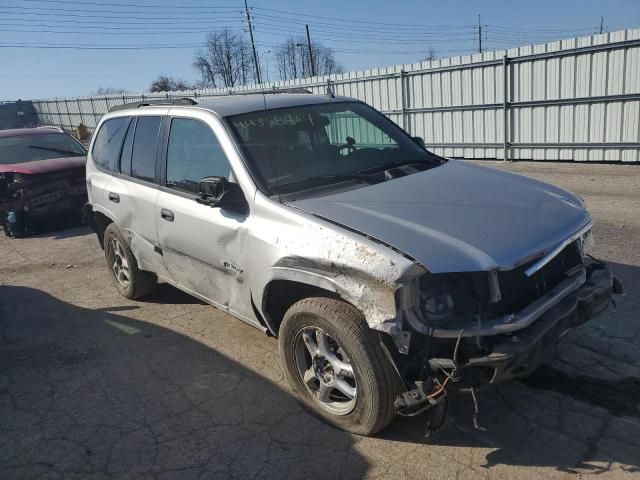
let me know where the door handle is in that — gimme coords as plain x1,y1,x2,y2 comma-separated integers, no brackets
108,192,120,203
160,208,174,222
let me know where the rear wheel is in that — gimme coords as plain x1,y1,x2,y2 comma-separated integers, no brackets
279,297,401,435
103,223,157,299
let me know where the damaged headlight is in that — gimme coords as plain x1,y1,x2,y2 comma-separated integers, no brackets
579,229,595,256
418,275,479,329
420,283,456,325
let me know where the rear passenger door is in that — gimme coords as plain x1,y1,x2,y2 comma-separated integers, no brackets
104,114,169,277
89,116,130,221
155,116,253,320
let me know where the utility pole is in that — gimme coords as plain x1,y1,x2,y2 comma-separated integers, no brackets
599,16,604,34
306,24,316,77
244,0,261,84
478,14,482,53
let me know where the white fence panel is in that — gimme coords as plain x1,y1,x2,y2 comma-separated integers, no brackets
30,28,640,162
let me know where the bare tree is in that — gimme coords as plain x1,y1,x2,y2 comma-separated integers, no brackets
149,76,192,92
93,87,127,95
276,37,343,81
422,48,437,62
193,30,253,88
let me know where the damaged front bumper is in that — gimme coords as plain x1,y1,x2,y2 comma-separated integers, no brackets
463,261,620,384
394,260,622,420
1,170,87,234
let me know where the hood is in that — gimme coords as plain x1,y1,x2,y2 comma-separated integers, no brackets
288,161,591,273
0,156,86,175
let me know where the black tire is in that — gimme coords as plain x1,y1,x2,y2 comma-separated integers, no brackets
278,297,402,435
103,223,157,300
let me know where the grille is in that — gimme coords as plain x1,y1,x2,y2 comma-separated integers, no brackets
492,241,583,314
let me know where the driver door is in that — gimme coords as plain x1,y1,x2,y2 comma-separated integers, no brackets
155,116,251,318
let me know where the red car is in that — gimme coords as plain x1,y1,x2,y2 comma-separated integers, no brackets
0,126,87,237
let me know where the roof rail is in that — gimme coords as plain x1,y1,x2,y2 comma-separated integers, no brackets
108,97,197,112
269,87,313,94
36,125,65,133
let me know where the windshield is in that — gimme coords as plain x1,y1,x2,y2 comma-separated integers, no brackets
227,101,441,194
0,132,86,165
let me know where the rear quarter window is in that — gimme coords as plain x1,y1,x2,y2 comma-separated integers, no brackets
91,117,130,172
131,116,161,182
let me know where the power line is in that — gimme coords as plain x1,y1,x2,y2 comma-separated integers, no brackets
0,28,236,36
0,16,241,26
0,4,242,15
1,4,600,39
5,0,604,36
0,10,475,36
0,42,207,50
253,12,475,33
0,10,243,21
253,20,475,38
0,40,475,56
253,6,473,29
485,24,598,33
18,0,239,9
0,0,619,82
0,21,243,31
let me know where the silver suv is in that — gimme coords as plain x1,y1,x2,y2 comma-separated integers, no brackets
85,93,622,435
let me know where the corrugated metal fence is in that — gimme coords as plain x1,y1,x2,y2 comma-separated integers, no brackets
32,28,640,162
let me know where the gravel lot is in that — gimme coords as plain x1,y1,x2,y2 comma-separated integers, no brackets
1,160,639,479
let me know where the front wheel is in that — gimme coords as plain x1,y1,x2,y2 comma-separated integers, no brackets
278,297,401,435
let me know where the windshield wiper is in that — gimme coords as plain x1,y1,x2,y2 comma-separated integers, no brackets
282,174,375,192
29,145,84,156
359,158,441,174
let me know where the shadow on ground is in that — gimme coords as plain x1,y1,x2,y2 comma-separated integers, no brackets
27,218,91,240
1,260,638,478
0,286,366,479
138,282,207,306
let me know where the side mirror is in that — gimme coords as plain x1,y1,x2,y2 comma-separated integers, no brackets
412,136,426,149
197,176,247,213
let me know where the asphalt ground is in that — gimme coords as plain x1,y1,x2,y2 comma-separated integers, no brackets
1,160,638,479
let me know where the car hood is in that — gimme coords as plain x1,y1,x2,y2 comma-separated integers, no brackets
0,156,86,175
287,161,591,273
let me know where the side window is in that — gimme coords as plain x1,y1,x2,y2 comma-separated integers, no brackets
131,116,161,182
166,118,231,194
91,117,130,172
119,117,136,176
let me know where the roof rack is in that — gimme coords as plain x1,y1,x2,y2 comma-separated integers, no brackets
108,97,197,112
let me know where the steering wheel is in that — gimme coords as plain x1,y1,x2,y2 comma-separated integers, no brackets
338,136,357,155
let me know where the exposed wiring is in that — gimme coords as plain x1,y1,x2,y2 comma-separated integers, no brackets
378,334,411,390
470,387,485,431
426,375,452,399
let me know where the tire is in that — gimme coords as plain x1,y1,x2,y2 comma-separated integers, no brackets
103,223,157,300
278,297,402,435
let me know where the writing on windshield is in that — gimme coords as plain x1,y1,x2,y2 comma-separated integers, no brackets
227,101,436,194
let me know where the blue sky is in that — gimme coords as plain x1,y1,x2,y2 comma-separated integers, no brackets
1,0,639,100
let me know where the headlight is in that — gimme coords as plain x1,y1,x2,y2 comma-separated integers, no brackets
579,229,595,256
418,274,481,329
420,283,455,325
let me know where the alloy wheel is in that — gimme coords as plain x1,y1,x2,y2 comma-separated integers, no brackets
294,326,357,415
